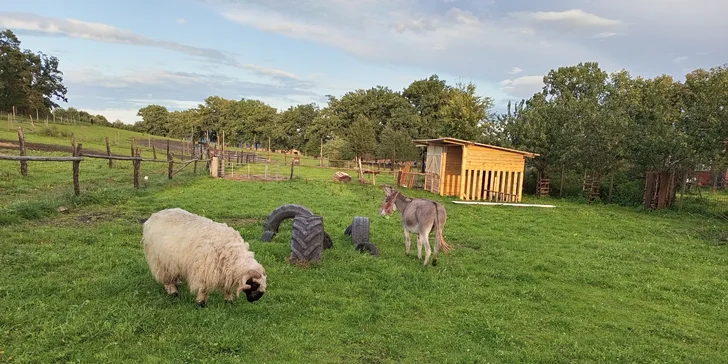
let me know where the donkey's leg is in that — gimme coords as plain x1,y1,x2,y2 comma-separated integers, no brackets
421,225,433,266
432,230,441,267
404,227,412,256
416,233,423,260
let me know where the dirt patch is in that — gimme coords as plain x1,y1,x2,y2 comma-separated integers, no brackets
34,209,137,227
0,139,124,156
224,174,289,182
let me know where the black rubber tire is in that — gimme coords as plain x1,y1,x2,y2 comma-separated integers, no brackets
261,204,314,241
344,224,352,236
350,217,370,246
290,215,325,263
355,242,379,257
323,232,333,250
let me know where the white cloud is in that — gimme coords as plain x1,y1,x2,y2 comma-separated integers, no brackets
516,9,621,28
508,67,523,75
0,12,303,83
591,32,621,39
82,108,141,124
176,18,187,25
216,1,615,85
500,75,544,99
673,56,688,63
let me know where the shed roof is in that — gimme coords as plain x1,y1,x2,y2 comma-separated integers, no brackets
412,137,539,158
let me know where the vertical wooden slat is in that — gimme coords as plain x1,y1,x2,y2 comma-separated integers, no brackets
475,170,482,200
492,171,497,202
517,172,524,202
459,146,468,199
464,170,471,200
511,171,518,202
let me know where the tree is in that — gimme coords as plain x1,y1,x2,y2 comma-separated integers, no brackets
377,126,419,169
0,29,68,113
440,81,494,142
137,105,171,136
345,115,377,160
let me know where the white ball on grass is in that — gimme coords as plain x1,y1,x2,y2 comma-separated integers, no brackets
144,176,149,181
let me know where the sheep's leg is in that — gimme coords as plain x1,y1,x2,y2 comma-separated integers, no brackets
403,227,412,256
224,290,235,303
164,282,178,297
195,290,208,308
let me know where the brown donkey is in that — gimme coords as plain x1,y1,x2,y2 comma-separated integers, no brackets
379,185,452,266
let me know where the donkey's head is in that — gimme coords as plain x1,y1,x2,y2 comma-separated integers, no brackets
379,185,399,216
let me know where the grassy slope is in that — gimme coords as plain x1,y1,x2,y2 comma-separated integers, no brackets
1,123,727,363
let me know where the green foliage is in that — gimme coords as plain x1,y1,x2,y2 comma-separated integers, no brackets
0,29,68,114
345,115,377,159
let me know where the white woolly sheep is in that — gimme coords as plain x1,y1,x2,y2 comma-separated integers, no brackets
142,208,267,307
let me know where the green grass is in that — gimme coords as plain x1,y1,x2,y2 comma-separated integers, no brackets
1,123,727,363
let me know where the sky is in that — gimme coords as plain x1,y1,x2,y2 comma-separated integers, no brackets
1,0,726,124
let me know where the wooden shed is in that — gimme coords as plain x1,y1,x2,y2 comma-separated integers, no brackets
412,138,538,202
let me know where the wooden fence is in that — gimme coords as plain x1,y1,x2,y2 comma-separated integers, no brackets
0,128,202,196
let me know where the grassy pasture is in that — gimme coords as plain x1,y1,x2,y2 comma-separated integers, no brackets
1,123,727,363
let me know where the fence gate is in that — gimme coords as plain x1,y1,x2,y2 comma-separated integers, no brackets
425,146,443,194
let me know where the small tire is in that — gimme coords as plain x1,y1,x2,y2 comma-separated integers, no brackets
290,215,325,263
350,217,370,246
344,224,352,236
355,242,379,257
261,204,315,241
323,232,333,250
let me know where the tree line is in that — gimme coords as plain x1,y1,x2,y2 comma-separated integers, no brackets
4,28,728,201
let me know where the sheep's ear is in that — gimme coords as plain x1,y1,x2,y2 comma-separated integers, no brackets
248,270,262,280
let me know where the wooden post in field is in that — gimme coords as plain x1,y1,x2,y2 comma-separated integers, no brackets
133,148,141,189
290,159,294,180
52,112,56,124
17,127,27,176
267,136,271,162
152,145,157,160
7,112,10,131
71,137,82,196
105,137,113,168
320,138,323,167
28,113,35,130
167,140,173,180
148,136,151,148
131,138,135,156
12,106,16,122
194,159,198,175
36,109,39,122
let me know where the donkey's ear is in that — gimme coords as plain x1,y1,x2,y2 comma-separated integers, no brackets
383,185,393,194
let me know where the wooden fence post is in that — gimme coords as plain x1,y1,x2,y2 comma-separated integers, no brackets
72,141,82,196
106,137,113,168
290,160,295,180
130,139,135,156
167,140,173,180
133,149,141,189
17,127,27,176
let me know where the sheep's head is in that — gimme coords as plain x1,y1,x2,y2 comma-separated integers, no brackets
237,265,267,302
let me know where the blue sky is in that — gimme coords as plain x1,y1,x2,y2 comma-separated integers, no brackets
1,0,726,124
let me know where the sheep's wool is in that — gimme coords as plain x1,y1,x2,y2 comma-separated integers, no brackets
142,208,267,298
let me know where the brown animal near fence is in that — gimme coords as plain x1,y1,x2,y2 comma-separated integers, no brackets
379,185,452,266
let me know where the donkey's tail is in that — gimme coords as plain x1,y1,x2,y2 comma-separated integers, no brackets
433,201,452,253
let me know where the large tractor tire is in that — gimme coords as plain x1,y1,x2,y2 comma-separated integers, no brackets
261,204,333,249
350,216,370,246
261,204,314,241
290,215,325,263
